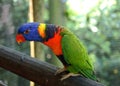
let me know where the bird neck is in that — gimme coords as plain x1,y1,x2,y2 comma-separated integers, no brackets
43,25,63,56
38,23,46,39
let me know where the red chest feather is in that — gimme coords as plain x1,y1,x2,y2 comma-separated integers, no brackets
43,30,62,56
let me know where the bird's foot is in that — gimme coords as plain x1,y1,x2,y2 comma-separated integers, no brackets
55,67,67,75
60,73,80,81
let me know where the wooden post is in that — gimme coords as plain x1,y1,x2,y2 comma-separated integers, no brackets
28,0,45,86
28,0,35,86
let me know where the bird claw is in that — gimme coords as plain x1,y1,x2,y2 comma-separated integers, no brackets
60,73,80,81
55,67,67,75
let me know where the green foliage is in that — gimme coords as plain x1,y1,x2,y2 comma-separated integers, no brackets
12,0,29,27
65,0,120,85
0,0,29,86
98,58,120,86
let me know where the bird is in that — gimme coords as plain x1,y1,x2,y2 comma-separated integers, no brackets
16,22,97,81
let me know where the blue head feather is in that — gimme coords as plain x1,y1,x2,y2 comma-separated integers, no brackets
17,22,43,42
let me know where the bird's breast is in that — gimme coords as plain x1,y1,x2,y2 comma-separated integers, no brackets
43,30,63,56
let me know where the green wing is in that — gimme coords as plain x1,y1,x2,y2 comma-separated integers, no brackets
61,29,96,80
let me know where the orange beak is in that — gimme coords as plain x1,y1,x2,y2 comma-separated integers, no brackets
16,34,26,44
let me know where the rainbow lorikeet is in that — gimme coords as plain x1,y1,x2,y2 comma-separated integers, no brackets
16,22,97,81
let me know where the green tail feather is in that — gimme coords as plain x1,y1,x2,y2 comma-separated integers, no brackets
80,69,97,81
68,66,97,81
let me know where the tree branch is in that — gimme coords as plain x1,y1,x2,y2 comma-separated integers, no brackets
0,45,104,86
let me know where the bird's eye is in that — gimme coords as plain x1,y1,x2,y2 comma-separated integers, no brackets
24,30,30,34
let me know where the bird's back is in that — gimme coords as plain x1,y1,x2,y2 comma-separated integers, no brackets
60,28,97,80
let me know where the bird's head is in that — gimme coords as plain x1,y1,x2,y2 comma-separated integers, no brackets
16,22,46,44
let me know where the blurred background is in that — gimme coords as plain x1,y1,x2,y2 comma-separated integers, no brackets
0,0,120,86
